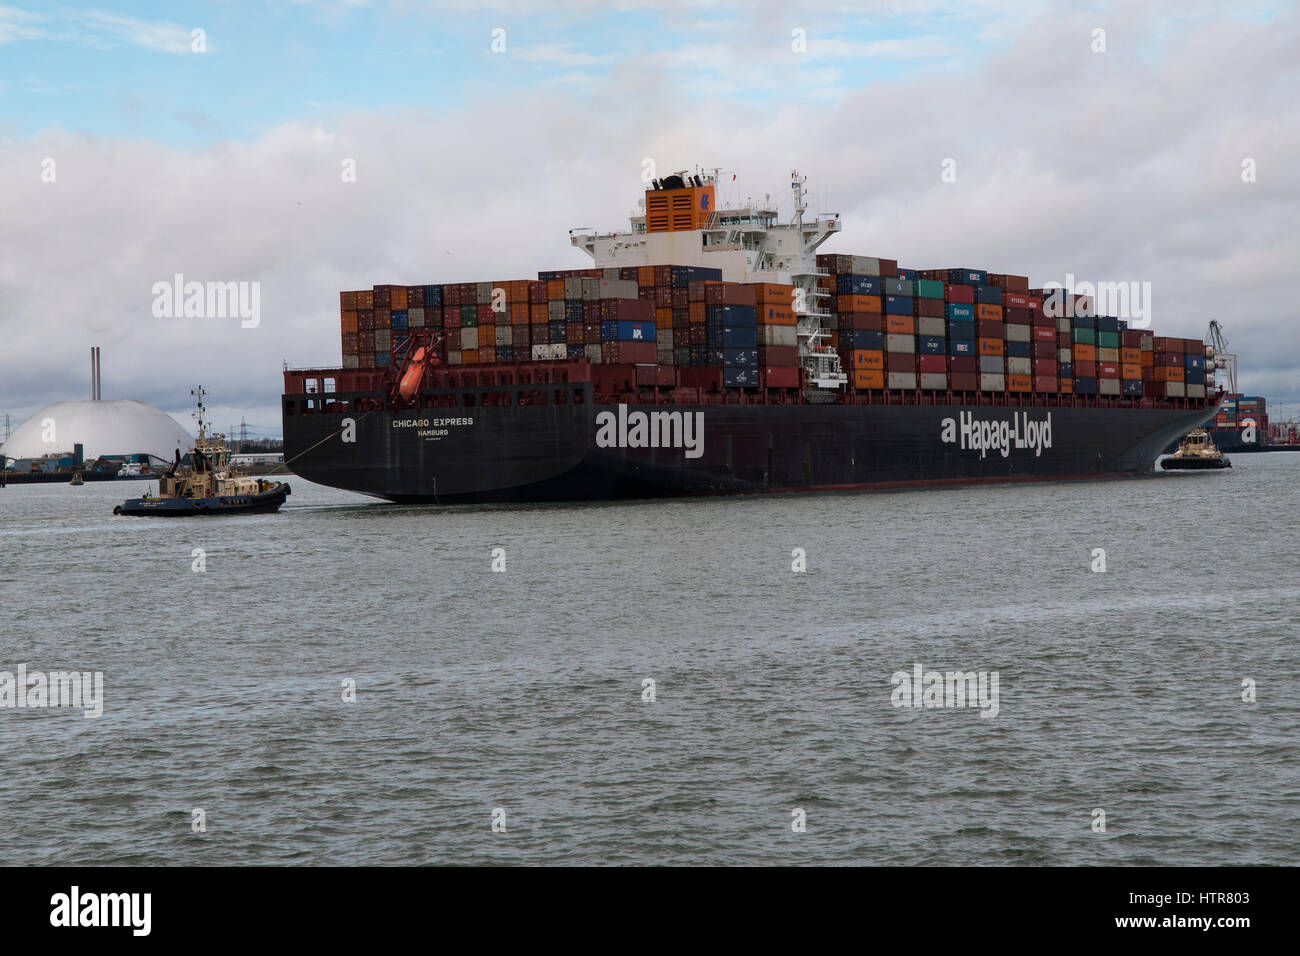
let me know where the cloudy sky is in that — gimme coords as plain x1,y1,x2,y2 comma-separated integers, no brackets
1,0,1297,437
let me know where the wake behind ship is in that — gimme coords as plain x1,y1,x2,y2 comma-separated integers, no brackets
282,168,1217,503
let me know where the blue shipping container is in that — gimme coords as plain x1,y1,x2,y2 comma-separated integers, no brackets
600,320,656,341
1121,379,1143,396
722,327,757,349
1184,353,1204,369
1096,315,1119,333
946,303,975,322
1059,362,1074,378
724,348,758,367
947,317,976,340
375,352,391,367
1185,368,1205,385
1006,341,1031,358
723,367,758,387
919,335,946,355
842,329,884,350
1074,376,1098,394
884,295,913,315
835,274,883,296
895,268,918,281
947,269,987,285
390,310,409,331
705,305,757,327
949,339,976,356
974,285,1003,305
423,285,443,307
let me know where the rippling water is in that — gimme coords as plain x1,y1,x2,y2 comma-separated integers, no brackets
2,456,1297,866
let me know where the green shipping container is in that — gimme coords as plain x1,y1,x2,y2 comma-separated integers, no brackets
916,279,944,299
1097,330,1119,348
1071,327,1096,346
460,304,478,327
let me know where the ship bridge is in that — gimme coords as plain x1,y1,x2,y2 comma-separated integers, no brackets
570,168,846,394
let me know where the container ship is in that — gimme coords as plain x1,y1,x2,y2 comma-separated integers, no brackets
282,169,1218,502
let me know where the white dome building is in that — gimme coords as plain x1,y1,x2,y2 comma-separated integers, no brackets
5,400,193,462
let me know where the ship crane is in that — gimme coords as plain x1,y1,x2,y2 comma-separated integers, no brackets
1204,320,1237,395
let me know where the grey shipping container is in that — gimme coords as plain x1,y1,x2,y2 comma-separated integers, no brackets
1005,323,1031,343
919,372,948,390
886,333,915,354
1006,357,1032,375
1099,378,1121,395
887,371,917,390
979,373,1006,392
917,316,946,337
979,355,1004,374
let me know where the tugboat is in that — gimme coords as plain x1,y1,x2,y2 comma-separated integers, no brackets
113,387,291,516
69,472,84,486
1160,427,1231,470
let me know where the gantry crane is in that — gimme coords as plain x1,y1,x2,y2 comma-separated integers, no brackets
1204,321,1237,395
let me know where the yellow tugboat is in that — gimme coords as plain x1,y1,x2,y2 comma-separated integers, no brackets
113,387,291,516
1160,427,1231,470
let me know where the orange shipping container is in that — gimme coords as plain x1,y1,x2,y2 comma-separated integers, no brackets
760,306,797,325
1007,374,1032,392
341,311,358,334
1140,352,1154,367
510,303,529,325
976,304,1003,321
838,294,882,313
655,308,673,329
886,315,915,335
340,291,358,311
637,266,655,287
357,290,374,309
392,287,408,310
689,302,706,323
530,304,548,324
508,280,530,302
751,283,795,306
546,280,565,300
1154,366,1185,382
461,349,480,365
1073,343,1097,361
978,337,1004,356
1121,363,1142,380
1059,378,1074,394
852,349,885,370
854,369,885,389
1121,348,1142,364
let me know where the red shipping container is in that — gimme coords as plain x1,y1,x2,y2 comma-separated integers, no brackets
704,282,756,306
977,319,1003,338
1032,340,1055,359
886,352,917,371
1003,293,1030,309
918,354,947,373
761,345,798,365
1075,360,1097,377
949,356,978,373
1004,306,1032,323
1098,362,1119,378
1032,326,1056,342
914,298,945,318
763,367,799,388
1033,358,1058,376
1033,376,1058,393
840,312,884,332
603,341,657,364
950,371,978,390
943,284,975,303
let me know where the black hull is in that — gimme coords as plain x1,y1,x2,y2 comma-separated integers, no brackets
283,394,1215,504
1160,457,1231,470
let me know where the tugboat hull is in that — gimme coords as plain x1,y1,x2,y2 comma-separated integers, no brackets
113,482,291,516
1160,457,1230,470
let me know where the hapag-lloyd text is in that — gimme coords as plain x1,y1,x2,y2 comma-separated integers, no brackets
940,411,1053,459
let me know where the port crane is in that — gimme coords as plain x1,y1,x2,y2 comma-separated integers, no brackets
1204,321,1237,395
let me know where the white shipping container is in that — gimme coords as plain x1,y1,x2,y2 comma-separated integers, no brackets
1097,347,1119,362
563,277,583,299
979,373,1006,392
1005,323,1032,343
760,325,798,347
1058,348,1072,364
547,301,565,322
886,333,915,354
408,307,424,328
1006,357,1032,375
657,330,673,348
917,316,946,337
585,344,603,364
1099,378,1121,395
342,353,359,369
600,278,639,300
374,329,391,351
531,344,550,360
1057,318,1071,333
547,343,567,359
1186,383,1206,398
657,349,674,365
448,349,462,365
495,325,512,346
887,371,917,390
919,372,948,390
851,256,881,276
461,327,479,351
476,282,493,304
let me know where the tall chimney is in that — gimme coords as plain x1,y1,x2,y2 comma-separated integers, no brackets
91,348,97,400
